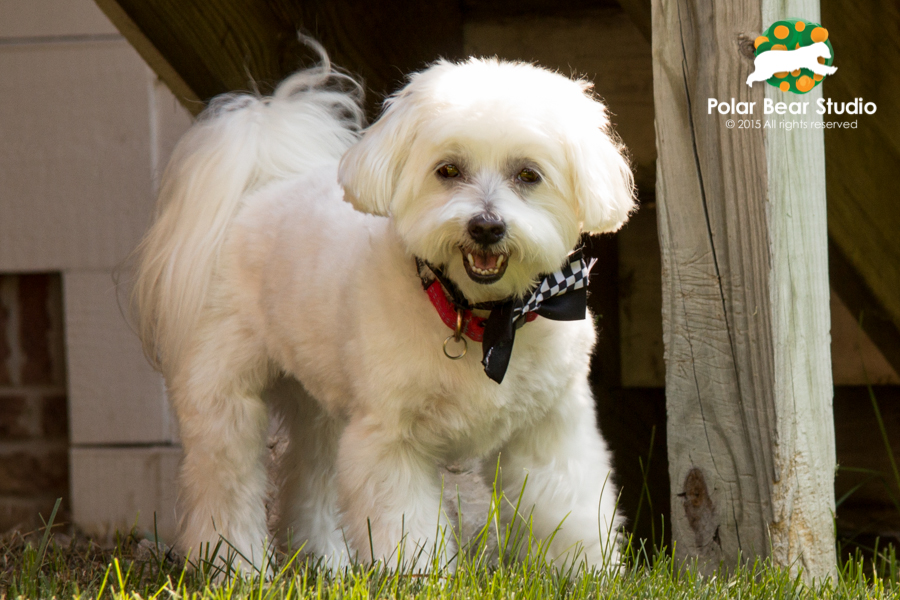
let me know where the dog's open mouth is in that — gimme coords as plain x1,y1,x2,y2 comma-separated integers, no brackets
461,247,509,284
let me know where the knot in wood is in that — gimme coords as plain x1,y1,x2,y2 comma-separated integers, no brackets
737,34,758,61
681,468,720,550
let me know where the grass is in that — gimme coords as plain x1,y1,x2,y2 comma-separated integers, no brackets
4,390,899,599
2,527,900,599
2,498,900,600
3,404,900,599
5,315,899,598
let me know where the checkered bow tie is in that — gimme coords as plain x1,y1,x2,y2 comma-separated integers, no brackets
481,249,596,382
511,249,596,322
421,249,596,383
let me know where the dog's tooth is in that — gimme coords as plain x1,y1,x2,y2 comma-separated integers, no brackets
467,253,475,267
496,255,505,268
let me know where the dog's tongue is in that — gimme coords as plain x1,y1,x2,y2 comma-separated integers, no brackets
474,251,498,270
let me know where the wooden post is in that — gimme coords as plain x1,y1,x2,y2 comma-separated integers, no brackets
652,0,836,581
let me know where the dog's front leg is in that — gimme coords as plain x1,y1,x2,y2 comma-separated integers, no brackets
486,379,622,570
336,416,455,571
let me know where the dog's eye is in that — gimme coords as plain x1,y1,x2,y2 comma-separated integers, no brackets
437,164,461,179
516,168,540,184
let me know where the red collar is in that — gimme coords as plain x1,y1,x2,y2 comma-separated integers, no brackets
425,280,536,342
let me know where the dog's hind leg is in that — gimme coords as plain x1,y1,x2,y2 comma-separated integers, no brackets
168,319,272,576
267,378,348,566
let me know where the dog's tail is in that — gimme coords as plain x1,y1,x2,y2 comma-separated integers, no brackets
132,44,365,374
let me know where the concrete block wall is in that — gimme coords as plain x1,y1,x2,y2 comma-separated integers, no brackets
0,0,191,541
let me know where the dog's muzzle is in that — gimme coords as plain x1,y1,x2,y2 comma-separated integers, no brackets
462,214,509,283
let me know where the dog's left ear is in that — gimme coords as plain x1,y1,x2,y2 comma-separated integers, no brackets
338,89,420,216
565,100,637,233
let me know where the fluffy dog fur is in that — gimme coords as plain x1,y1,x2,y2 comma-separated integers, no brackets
133,51,635,573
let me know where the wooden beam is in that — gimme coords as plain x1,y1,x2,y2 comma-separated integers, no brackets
652,0,836,580
93,0,463,116
461,0,619,21
829,241,900,377
615,0,652,43
820,0,900,375
94,0,202,113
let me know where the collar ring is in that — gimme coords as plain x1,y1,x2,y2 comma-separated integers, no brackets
443,309,467,359
443,332,467,360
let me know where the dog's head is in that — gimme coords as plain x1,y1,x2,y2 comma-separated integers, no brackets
339,58,635,303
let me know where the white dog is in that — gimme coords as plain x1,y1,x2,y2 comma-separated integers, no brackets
746,41,837,86
133,49,634,573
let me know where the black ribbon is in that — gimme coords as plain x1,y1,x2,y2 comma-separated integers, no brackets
419,250,593,384
481,253,591,383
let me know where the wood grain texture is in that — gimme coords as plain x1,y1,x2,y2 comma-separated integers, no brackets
652,0,773,570
763,0,836,573
653,0,836,579
94,0,464,116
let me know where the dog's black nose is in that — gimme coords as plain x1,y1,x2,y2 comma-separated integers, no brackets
467,214,506,245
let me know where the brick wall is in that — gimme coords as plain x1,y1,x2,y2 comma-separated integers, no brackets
0,273,68,532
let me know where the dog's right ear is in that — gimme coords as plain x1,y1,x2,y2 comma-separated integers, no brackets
338,90,420,216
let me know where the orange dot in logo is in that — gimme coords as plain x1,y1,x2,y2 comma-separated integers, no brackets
795,42,800,49
754,35,769,48
814,73,824,81
775,71,789,79
811,27,829,42
771,44,787,50
795,21,806,32
779,81,790,92
796,75,814,92
791,69,801,76
774,25,790,39
817,56,826,64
